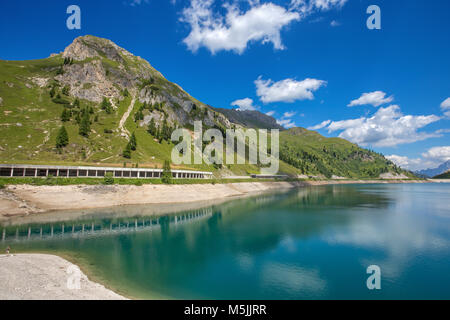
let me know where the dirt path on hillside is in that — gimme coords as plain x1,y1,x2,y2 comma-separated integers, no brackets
118,95,136,139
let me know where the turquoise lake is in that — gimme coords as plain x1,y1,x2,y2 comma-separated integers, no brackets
2,183,450,299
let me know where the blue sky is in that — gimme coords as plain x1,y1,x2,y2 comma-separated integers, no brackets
0,0,449,170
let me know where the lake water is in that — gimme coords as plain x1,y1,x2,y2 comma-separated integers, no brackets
2,184,450,299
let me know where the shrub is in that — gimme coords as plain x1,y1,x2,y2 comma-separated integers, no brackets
103,172,114,185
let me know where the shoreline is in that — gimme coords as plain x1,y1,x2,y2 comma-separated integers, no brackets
0,179,434,222
0,253,126,300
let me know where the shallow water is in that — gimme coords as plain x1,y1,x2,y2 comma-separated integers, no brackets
3,184,450,299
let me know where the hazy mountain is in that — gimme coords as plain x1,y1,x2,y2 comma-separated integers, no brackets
416,160,450,178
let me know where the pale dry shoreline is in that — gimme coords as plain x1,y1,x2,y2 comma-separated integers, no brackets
0,254,126,300
0,179,437,222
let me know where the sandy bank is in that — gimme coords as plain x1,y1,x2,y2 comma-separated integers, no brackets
0,180,428,221
0,254,125,300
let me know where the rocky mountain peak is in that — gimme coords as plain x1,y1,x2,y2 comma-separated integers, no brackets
63,35,130,63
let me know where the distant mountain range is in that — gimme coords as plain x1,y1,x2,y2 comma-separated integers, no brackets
416,160,450,178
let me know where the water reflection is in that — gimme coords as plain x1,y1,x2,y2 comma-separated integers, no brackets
3,184,450,299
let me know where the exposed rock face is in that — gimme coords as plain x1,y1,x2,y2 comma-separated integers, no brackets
55,35,232,129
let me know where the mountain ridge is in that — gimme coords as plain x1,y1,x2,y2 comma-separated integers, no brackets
416,160,450,178
0,35,415,179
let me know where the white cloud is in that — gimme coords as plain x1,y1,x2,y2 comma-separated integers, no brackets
231,98,258,111
290,0,348,13
441,97,450,117
266,110,275,116
181,1,300,54
277,118,296,128
330,20,340,27
255,77,326,103
348,91,394,107
320,105,441,147
127,0,149,6
307,119,331,130
283,111,297,118
387,146,450,171
181,0,349,54
276,109,297,128
422,146,450,163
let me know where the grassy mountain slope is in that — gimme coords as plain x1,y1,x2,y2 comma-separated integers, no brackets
0,35,413,179
279,128,414,179
433,171,450,179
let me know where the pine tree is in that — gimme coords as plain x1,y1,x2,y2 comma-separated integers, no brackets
161,160,172,184
62,85,70,96
101,98,112,114
123,142,132,159
61,109,71,122
56,126,69,148
129,132,137,151
49,87,56,98
147,118,156,136
79,111,90,137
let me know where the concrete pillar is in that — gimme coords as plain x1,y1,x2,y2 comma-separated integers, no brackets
28,227,31,239
76,170,79,177
46,169,49,177
22,168,25,177
51,225,54,237
35,169,38,177
2,229,5,241
135,219,138,229
82,224,85,233
10,168,13,177
91,223,94,232
57,169,59,177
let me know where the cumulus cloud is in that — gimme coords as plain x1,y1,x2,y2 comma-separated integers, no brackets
387,146,450,171
290,0,348,13
310,105,441,147
181,0,349,54
181,1,300,54
283,111,297,118
276,109,297,128
255,77,326,103
307,119,331,130
266,110,276,116
422,146,450,163
330,20,340,27
127,0,149,6
277,118,296,128
441,97,450,117
231,98,258,111
348,91,394,107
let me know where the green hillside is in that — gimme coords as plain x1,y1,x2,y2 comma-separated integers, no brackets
0,35,414,179
433,171,450,179
279,128,414,179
